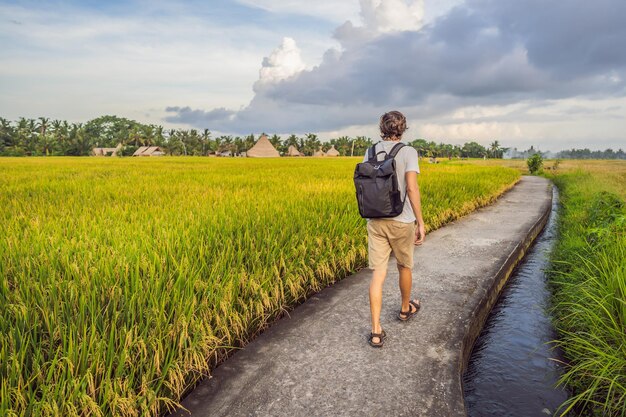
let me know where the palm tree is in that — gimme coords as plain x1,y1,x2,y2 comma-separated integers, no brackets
213,135,225,153
233,136,245,155
328,136,351,156
141,125,155,146
178,130,189,155
220,135,233,154
56,120,71,154
155,126,166,146
67,123,92,155
441,143,454,158
427,141,438,158
201,129,211,155
352,136,373,156
37,117,50,137
128,127,142,147
410,139,429,158
284,134,300,151
489,140,501,158
303,133,321,156
41,133,56,156
165,129,182,155
15,118,35,155
187,129,201,155
0,118,14,150
244,134,255,151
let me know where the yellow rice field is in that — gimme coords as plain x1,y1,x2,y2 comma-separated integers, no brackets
0,157,520,416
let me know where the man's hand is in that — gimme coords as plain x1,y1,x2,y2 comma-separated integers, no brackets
414,222,426,245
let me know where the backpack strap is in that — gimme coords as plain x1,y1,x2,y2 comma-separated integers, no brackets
389,142,407,204
367,142,381,161
387,143,405,159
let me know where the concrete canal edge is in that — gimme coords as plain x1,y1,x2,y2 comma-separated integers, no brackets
170,176,554,417
458,179,553,412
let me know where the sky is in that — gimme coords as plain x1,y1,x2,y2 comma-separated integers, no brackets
1,0,625,151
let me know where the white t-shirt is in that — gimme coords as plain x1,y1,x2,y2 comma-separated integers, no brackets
362,141,420,223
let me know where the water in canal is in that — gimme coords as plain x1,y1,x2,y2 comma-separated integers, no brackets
463,187,570,417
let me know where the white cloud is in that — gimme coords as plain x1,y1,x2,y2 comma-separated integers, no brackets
255,37,306,91
359,0,424,33
334,0,425,46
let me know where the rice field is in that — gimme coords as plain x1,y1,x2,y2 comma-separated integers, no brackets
0,156,520,417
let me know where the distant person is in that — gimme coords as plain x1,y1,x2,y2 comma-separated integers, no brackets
362,111,426,348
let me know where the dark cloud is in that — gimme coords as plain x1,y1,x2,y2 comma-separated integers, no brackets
165,106,235,124
167,0,626,133
481,0,626,77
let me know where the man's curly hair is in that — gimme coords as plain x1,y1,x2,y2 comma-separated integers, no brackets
379,110,407,140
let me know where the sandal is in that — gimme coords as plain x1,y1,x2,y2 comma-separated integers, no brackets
398,299,420,321
368,329,387,348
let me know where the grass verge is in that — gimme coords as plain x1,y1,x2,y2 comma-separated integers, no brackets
546,164,626,416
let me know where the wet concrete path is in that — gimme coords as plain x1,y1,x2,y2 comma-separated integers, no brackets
170,176,553,417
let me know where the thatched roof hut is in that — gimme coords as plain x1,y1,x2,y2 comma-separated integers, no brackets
313,148,326,157
133,146,148,156
92,143,122,157
286,145,304,156
133,146,165,157
247,134,280,157
326,145,340,156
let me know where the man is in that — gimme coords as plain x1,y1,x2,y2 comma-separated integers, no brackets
364,110,426,348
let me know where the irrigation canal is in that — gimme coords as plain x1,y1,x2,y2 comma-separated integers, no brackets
463,187,570,416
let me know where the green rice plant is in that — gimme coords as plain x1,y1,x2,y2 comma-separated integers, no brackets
548,169,626,417
0,156,519,416
551,238,626,416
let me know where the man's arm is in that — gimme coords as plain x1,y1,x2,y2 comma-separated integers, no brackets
405,171,426,245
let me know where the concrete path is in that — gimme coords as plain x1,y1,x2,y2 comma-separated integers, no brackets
170,176,553,417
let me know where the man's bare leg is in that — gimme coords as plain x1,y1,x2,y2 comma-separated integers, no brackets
369,268,387,343
398,264,418,313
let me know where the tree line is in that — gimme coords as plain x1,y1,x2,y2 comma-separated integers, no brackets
0,115,508,158
555,148,626,159
506,145,626,160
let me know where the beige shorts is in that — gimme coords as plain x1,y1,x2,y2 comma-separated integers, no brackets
367,219,416,271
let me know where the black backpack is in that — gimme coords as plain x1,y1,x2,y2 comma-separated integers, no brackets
354,142,405,218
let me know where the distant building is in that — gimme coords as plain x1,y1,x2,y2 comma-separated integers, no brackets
313,148,326,157
133,146,165,157
92,143,122,156
326,145,340,156
286,145,305,156
247,134,280,157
